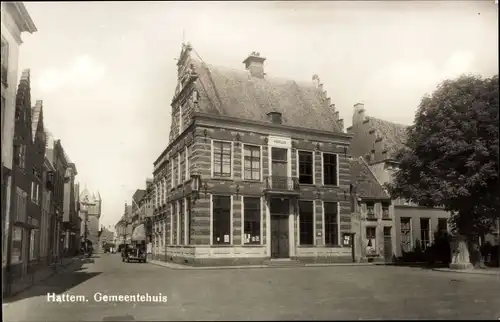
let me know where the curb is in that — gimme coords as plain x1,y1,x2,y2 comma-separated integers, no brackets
148,260,377,270
432,268,500,276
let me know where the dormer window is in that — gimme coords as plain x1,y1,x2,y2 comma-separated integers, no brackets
267,112,282,124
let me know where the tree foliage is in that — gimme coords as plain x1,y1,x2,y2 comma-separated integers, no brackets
388,74,499,238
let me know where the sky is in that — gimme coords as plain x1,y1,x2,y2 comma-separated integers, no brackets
17,1,498,229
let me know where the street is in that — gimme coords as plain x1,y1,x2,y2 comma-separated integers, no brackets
2,255,500,321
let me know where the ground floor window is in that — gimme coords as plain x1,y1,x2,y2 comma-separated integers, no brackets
11,226,23,264
420,218,431,250
400,217,412,252
438,218,448,232
212,195,231,245
299,201,314,245
179,199,184,246
186,197,192,245
29,229,38,260
324,202,339,246
243,197,261,244
366,226,376,255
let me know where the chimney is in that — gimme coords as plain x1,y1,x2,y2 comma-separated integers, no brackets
243,52,266,78
353,103,366,125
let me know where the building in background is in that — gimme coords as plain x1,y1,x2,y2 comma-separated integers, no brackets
45,134,68,263
7,72,47,292
41,154,55,264
98,225,114,252
1,1,37,296
349,157,395,262
151,44,354,266
62,161,79,256
79,187,102,249
347,103,450,257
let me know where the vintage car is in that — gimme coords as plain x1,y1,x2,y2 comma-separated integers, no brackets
122,245,146,263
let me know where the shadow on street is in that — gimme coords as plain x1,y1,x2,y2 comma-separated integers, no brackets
3,260,100,304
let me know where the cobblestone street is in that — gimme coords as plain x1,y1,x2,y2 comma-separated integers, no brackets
3,254,500,321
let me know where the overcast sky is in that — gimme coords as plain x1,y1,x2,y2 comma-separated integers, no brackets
18,1,498,229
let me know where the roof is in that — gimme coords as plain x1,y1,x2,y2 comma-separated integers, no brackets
11,2,37,33
189,52,343,133
366,117,408,160
349,157,390,199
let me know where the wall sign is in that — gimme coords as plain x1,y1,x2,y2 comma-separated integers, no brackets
268,136,291,148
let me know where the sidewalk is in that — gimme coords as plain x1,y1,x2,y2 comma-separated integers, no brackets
8,256,82,297
432,267,500,276
148,259,375,270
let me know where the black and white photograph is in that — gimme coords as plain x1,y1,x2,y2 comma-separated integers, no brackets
1,1,499,321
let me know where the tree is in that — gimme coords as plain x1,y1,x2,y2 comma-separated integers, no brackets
388,74,499,265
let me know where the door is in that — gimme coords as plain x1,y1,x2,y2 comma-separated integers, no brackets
383,227,393,262
271,148,288,189
271,215,289,258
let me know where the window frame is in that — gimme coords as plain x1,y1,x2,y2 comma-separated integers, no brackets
321,152,339,186
298,200,314,246
242,144,262,181
420,218,431,250
323,201,340,246
210,195,232,245
297,150,315,185
211,140,233,179
242,196,261,245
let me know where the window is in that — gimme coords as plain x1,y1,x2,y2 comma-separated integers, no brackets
299,201,314,245
179,105,183,134
15,187,27,222
298,151,314,184
323,153,338,186
29,229,39,260
170,159,175,188
438,218,448,232
186,146,191,179
212,196,231,245
382,202,390,218
180,150,186,182
213,141,232,178
179,199,184,245
171,202,176,245
243,197,261,244
1,96,5,134
243,145,260,181
177,154,182,185
366,227,376,253
186,197,192,245
420,218,431,250
324,202,339,246
14,144,27,169
31,182,40,204
400,217,412,252
366,202,375,219
172,155,178,186
11,227,23,264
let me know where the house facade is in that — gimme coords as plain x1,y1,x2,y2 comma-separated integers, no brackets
62,162,79,256
45,134,68,261
347,103,450,257
349,157,395,262
151,44,354,266
7,72,46,290
1,2,37,294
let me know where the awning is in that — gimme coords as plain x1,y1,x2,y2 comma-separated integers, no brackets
131,224,146,241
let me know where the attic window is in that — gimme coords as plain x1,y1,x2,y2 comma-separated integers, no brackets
267,112,282,124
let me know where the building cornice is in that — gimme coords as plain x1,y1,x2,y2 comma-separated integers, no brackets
12,2,37,33
193,112,354,142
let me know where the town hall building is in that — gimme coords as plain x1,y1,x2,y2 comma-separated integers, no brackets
151,43,393,266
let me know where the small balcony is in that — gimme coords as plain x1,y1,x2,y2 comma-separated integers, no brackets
263,176,300,195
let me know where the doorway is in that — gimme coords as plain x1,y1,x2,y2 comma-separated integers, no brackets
270,198,290,259
383,227,393,262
